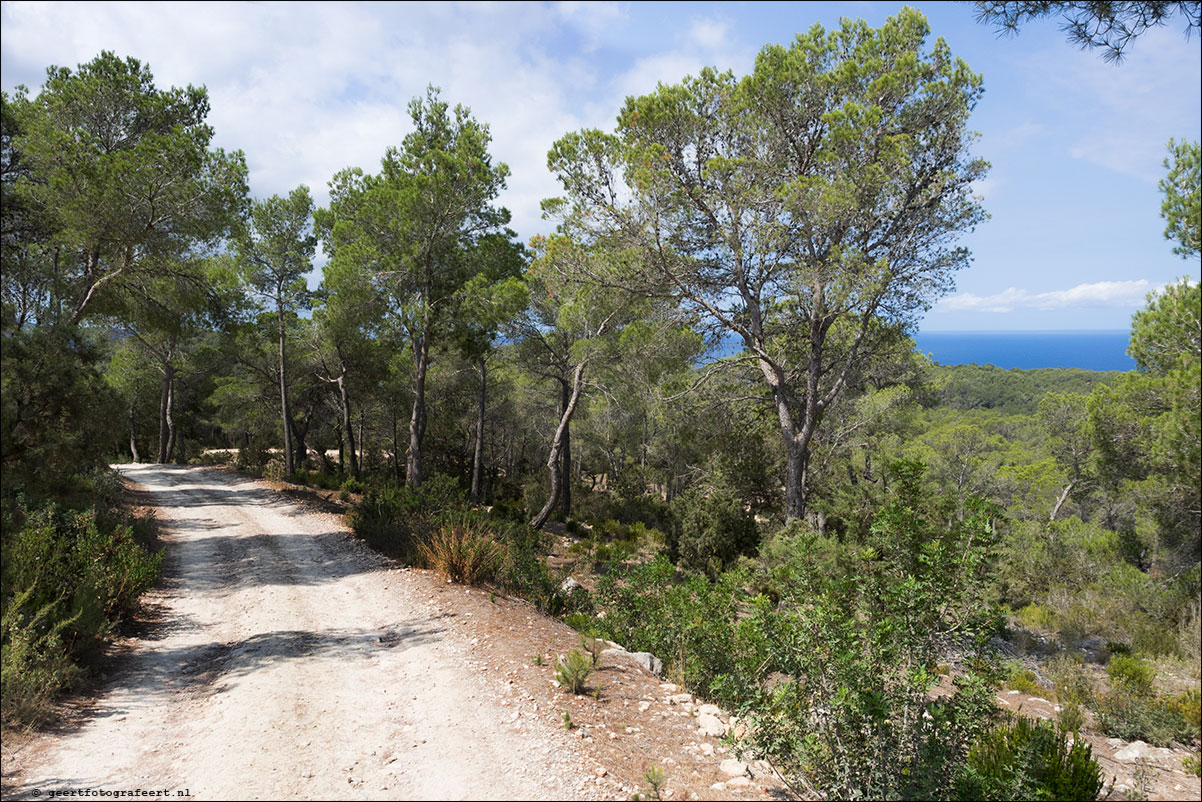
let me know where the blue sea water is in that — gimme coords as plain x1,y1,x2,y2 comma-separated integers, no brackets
913,330,1135,372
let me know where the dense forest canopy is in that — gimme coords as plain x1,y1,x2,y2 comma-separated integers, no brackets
2,8,1199,798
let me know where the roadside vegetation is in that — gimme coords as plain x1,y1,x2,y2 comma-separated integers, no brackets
2,7,1199,798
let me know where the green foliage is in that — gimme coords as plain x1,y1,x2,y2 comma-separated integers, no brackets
669,488,759,577
642,765,667,800
973,0,1200,63
1096,687,1198,746
1,482,162,728
1004,661,1048,697
1160,138,1200,258
1048,655,1093,733
1167,687,1201,737
1107,653,1156,696
1183,754,1201,777
958,716,1105,801
555,649,594,694
1,328,122,491
745,461,1003,800
591,556,760,706
931,364,1122,415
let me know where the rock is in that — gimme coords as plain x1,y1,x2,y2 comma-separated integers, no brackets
1114,741,1154,762
699,703,722,717
638,701,651,712
630,651,663,675
720,759,750,777
660,682,679,692
700,743,714,756
698,713,727,737
710,782,727,791
669,693,694,706
559,577,583,593
726,777,752,788
594,767,608,777
1106,737,1125,747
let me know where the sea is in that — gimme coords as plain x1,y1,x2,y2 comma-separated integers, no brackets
913,330,1135,372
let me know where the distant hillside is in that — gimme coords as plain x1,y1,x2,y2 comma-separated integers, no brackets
931,364,1127,415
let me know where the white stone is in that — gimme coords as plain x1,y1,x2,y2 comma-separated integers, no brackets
1114,741,1154,762
638,701,651,712
709,782,727,791
669,693,694,705
698,713,727,737
720,759,750,777
699,703,722,717
726,777,752,788
700,743,714,756
629,651,663,675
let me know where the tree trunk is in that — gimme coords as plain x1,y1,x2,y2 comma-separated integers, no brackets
338,370,359,478
278,312,294,474
471,354,486,504
406,331,430,488
531,363,586,529
1050,480,1075,522
389,409,400,483
128,406,140,463
157,361,175,463
559,377,572,519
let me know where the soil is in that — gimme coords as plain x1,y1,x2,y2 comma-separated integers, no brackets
0,465,789,801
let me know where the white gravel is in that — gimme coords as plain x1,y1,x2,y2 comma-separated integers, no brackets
8,465,595,801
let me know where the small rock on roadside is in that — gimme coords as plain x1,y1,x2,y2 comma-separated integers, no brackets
720,759,750,777
698,713,727,737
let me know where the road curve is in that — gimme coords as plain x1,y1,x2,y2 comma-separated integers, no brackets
8,465,590,801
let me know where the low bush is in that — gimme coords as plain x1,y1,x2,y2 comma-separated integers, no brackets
1107,653,1155,696
669,488,759,577
555,649,594,694
417,519,502,585
1004,661,1048,697
958,716,1105,801
1,483,162,728
1095,687,1198,745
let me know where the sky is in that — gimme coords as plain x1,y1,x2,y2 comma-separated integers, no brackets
2,1,1199,331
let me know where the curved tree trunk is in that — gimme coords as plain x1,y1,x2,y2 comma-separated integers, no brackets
531,362,586,529
157,361,175,464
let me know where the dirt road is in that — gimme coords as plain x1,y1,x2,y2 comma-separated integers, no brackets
7,465,595,800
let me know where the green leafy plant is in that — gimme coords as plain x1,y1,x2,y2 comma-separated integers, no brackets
642,765,667,801
1107,653,1155,696
562,710,573,730
958,716,1105,801
556,649,594,695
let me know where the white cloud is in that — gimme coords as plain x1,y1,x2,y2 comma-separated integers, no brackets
689,18,729,49
937,280,1161,313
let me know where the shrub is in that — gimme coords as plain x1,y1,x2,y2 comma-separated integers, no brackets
1095,688,1197,745
1167,687,1200,737
1,489,162,728
591,556,761,707
1005,661,1048,697
670,488,759,576
417,520,502,585
745,462,1004,800
263,457,288,481
958,716,1105,801
555,649,594,694
1107,653,1155,696
1048,654,1093,733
